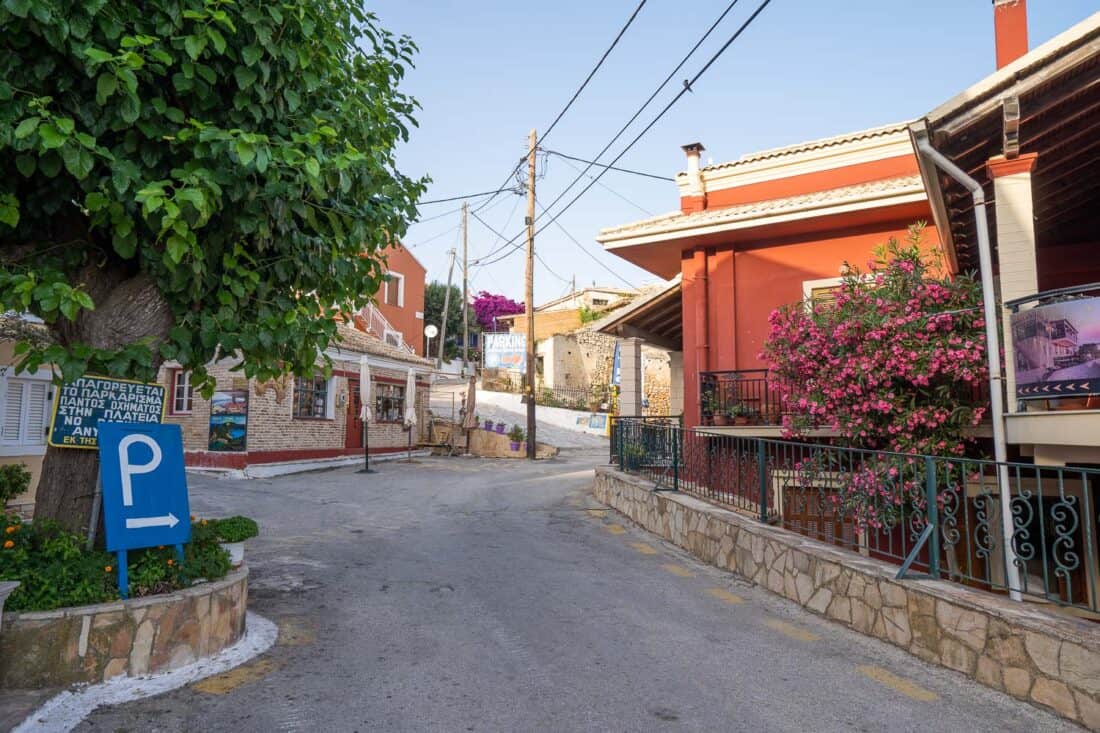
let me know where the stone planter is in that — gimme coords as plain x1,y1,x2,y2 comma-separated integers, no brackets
220,541,245,567
0,581,18,632
0,567,248,688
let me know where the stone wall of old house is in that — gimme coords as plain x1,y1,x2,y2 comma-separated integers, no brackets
576,331,617,392
157,355,429,463
594,468,1100,729
642,347,671,415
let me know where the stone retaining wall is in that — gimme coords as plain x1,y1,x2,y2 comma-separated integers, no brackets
594,467,1100,729
0,567,248,688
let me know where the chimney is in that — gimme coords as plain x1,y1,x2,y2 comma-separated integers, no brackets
994,0,1029,69
680,142,706,213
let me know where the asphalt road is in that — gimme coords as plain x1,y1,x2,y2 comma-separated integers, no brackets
77,450,1074,732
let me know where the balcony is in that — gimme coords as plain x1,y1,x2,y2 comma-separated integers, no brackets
699,369,781,429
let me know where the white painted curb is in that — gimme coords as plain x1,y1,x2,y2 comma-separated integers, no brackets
14,611,278,733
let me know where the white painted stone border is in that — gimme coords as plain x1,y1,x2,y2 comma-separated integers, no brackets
13,611,278,733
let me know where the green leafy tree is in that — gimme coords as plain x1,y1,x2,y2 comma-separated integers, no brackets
0,0,426,532
423,280,465,360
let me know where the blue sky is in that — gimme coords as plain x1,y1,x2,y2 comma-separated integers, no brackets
374,1,1098,304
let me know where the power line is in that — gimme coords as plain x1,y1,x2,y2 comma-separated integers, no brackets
469,0,754,256
538,0,776,235
413,205,462,225
536,199,636,289
539,0,648,144
418,188,516,205
550,154,656,216
472,1,648,216
543,150,672,181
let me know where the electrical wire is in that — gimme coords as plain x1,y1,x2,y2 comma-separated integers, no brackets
539,0,648,145
417,188,515,205
535,199,636,289
542,149,672,181
475,0,772,256
472,1,649,215
550,154,655,216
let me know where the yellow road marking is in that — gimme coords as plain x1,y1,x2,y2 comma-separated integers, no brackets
192,657,279,695
661,563,694,578
586,509,607,518
276,617,317,647
857,665,939,702
605,524,626,535
629,542,658,555
763,618,819,642
704,588,745,605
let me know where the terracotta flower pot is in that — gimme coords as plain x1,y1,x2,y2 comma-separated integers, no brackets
712,414,730,426
734,416,750,426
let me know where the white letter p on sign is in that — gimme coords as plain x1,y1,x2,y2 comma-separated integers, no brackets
119,433,162,507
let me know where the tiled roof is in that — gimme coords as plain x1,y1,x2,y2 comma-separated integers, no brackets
332,322,434,366
598,175,924,242
685,122,912,176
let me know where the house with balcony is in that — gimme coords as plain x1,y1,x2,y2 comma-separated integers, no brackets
374,242,428,356
600,4,1100,622
596,122,947,432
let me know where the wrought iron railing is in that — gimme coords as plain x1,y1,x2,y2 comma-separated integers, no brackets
609,415,681,466
615,422,1100,615
699,369,778,426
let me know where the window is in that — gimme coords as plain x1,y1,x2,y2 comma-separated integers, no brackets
2,378,51,453
374,382,405,423
802,277,844,310
383,329,404,349
293,375,331,419
383,272,405,307
171,370,194,414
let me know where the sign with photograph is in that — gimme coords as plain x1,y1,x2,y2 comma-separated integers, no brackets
48,376,165,449
208,389,248,451
483,332,526,371
1012,296,1100,400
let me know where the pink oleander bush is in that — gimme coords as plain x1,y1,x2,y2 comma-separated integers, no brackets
762,225,988,530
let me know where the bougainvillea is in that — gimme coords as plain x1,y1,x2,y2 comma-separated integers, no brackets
762,226,989,529
472,291,524,331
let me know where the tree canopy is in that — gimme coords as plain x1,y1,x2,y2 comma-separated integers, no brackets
0,0,426,390
423,280,464,359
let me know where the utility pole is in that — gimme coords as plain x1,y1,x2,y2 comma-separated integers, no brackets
461,201,469,376
437,248,456,370
524,129,537,459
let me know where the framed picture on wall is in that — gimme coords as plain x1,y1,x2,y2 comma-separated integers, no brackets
209,389,248,452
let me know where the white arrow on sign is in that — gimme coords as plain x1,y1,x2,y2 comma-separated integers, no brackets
125,513,180,530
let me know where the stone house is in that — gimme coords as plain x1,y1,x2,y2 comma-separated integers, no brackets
160,322,433,475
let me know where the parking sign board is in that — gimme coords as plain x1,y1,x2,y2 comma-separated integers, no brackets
97,422,191,553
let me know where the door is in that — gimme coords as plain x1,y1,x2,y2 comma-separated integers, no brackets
345,378,363,450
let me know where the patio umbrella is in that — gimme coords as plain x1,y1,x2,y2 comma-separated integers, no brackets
404,368,417,461
357,355,375,473
461,375,478,455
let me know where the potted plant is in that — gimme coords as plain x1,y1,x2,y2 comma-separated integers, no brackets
495,422,506,434
483,419,494,431
214,516,259,567
703,393,723,425
508,424,526,451
728,403,751,426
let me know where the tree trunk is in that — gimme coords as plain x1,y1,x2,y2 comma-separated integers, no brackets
33,265,173,534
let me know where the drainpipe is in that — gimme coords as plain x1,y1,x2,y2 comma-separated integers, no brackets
914,131,1022,601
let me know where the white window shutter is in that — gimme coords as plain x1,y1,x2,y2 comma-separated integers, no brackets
26,381,48,444
2,382,25,443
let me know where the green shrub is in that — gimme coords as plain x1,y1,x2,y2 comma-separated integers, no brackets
0,464,31,506
0,514,230,612
507,425,526,443
215,516,259,543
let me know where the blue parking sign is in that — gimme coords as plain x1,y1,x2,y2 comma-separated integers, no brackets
98,422,191,553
